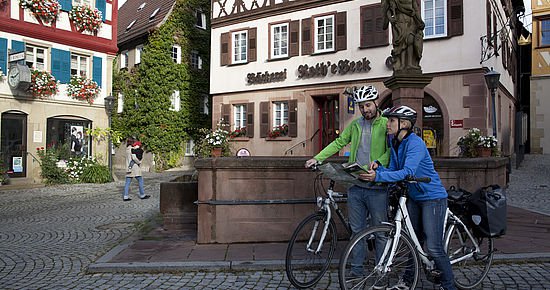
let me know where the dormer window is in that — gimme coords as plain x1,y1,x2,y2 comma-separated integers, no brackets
150,8,160,20
138,3,146,11
126,20,136,31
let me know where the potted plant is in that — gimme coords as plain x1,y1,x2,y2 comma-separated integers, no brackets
69,5,103,34
66,76,100,104
19,0,60,24
229,127,247,138
268,124,289,138
194,122,231,158
30,70,59,98
457,128,498,157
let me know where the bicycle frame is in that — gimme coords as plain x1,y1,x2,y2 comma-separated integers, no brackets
444,211,483,264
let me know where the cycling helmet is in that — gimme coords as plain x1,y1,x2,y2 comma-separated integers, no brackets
353,85,378,103
383,105,417,125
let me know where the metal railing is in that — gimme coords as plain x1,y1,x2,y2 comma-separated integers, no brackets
284,128,320,156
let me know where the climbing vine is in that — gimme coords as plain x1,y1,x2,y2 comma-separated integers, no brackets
112,0,210,169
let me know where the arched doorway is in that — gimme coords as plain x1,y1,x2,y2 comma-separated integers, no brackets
379,93,446,156
1,111,28,178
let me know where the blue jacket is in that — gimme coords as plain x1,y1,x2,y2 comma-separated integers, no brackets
374,133,447,201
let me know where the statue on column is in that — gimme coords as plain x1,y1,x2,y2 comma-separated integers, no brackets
382,0,425,74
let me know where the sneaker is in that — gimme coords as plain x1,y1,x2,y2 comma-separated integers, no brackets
140,195,151,200
123,198,131,201
386,278,409,290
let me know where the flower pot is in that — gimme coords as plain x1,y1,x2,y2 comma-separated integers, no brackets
476,147,492,157
211,147,222,157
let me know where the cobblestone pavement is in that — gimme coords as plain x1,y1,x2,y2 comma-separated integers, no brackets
0,153,550,289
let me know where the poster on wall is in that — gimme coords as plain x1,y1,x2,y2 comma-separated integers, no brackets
423,129,437,149
70,125,84,156
13,157,23,173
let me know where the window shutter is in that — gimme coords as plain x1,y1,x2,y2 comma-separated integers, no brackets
11,40,25,53
260,102,269,138
51,48,70,84
335,12,347,51
301,18,312,55
59,0,72,11
0,38,7,75
222,104,230,126
448,0,463,37
288,99,297,138
96,0,106,21
486,1,492,46
248,27,257,62
360,4,388,48
93,56,102,88
492,14,497,49
220,32,229,66
289,20,300,57
247,102,254,138
501,40,507,69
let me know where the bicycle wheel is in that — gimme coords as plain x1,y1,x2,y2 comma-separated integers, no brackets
285,212,337,289
339,225,420,290
446,223,494,289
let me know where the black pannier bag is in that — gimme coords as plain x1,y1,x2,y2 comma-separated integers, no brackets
446,186,472,224
469,185,507,238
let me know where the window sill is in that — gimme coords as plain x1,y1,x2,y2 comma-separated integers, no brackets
359,43,389,49
228,61,250,67
265,136,292,141
229,137,250,141
267,56,290,62
311,50,336,56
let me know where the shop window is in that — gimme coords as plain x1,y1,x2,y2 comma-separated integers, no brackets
46,117,92,158
1,112,27,178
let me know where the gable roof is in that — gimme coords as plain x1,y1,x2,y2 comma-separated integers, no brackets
117,0,177,46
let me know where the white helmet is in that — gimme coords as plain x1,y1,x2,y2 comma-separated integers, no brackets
353,85,378,103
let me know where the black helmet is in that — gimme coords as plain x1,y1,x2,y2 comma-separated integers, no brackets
383,105,417,125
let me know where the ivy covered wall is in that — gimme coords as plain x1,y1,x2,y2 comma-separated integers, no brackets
112,0,210,169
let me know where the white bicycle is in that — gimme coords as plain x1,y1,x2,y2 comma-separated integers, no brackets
339,176,494,290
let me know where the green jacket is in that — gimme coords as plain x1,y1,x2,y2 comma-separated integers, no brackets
314,114,390,169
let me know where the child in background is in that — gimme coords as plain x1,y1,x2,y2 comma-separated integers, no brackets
127,141,143,173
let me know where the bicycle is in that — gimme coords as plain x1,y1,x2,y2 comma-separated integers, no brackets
338,176,494,290
285,163,353,289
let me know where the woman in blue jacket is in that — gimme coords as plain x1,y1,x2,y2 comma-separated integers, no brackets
362,105,455,290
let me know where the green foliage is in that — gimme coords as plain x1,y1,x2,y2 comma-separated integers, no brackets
79,163,112,183
193,126,232,158
112,0,211,168
36,146,71,184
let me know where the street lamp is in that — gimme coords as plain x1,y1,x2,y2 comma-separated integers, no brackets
484,68,500,138
104,94,115,177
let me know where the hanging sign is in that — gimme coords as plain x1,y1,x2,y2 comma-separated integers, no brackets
450,120,464,128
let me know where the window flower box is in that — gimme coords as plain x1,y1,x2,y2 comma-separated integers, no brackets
69,5,103,34
19,0,60,24
30,70,59,99
67,76,101,105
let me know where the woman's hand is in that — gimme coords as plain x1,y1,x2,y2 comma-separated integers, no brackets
369,161,379,171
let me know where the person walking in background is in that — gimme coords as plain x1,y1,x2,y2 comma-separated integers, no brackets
127,141,144,173
363,106,455,290
123,137,150,201
304,85,390,277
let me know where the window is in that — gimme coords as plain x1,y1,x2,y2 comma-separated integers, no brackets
135,45,143,64
272,101,288,127
203,95,209,114
171,45,181,64
191,51,202,69
137,2,146,11
170,90,180,111
25,45,47,70
541,19,550,46
422,0,447,38
120,51,128,68
126,20,136,31
117,92,123,113
149,8,160,20
233,104,247,130
70,53,89,77
73,0,92,6
232,31,248,64
185,139,195,156
314,15,334,53
196,10,206,29
271,23,289,58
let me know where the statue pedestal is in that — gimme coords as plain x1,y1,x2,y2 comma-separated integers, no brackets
383,74,433,129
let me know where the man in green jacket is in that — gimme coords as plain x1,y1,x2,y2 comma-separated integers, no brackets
305,85,390,277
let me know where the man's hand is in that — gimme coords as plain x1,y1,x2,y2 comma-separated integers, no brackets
369,161,379,171
305,158,318,168
359,170,377,182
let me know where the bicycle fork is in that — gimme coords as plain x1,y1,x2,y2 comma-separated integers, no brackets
307,206,332,255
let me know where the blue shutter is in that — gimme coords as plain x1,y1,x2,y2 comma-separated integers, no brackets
92,56,102,88
11,40,25,53
96,0,106,21
51,48,70,84
0,38,7,75
59,0,72,11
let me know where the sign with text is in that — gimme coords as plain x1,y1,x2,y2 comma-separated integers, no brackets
297,57,372,79
450,119,464,128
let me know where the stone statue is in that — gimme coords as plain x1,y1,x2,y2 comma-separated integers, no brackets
382,0,425,74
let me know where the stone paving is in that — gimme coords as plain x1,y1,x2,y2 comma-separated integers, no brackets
0,155,549,289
